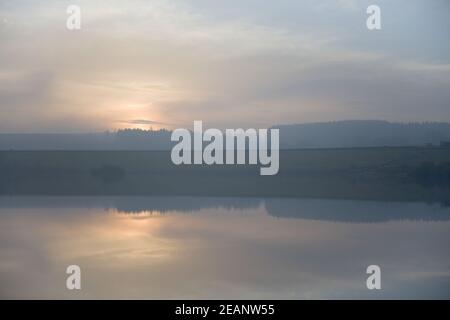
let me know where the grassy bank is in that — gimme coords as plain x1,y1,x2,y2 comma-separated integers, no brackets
1,147,449,202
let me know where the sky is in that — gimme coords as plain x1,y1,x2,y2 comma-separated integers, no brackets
0,0,449,132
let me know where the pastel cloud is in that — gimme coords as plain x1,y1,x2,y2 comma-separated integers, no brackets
0,0,449,132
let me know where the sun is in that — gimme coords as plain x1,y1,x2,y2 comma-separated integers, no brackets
110,104,168,131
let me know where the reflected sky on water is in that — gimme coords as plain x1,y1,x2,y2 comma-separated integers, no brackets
0,196,449,299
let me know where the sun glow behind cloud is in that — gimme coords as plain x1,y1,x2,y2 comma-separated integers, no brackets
0,0,449,132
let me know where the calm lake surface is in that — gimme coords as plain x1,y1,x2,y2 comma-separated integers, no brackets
0,196,449,299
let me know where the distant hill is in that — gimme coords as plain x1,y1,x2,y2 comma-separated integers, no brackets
1,121,450,150
273,120,450,149
0,129,172,150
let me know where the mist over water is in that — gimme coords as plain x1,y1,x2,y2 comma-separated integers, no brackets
1,0,450,302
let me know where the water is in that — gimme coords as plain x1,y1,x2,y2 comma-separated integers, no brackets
0,196,449,299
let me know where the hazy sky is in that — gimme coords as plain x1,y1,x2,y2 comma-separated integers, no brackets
1,0,449,132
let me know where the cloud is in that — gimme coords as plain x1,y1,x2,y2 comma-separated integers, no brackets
118,119,171,126
0,0,449,132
